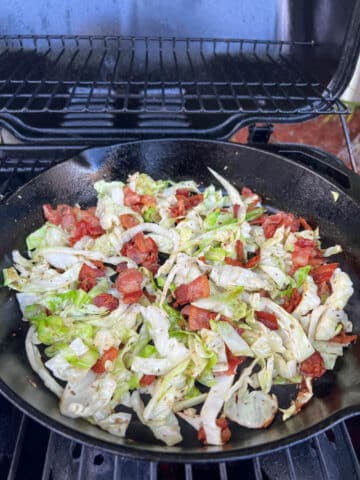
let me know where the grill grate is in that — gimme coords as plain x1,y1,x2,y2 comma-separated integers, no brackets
0,35,348,142
1,394,359,480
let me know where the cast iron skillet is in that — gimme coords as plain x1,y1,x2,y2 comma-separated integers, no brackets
0,139,359,462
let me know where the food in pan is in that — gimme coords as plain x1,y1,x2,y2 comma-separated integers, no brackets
3,169,356,446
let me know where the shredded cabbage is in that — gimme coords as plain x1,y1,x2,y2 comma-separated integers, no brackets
4,170,354,447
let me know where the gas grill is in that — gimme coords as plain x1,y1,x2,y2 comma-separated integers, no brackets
0,1,360,479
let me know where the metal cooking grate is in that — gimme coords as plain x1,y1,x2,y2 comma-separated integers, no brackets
0,35,348,142
0,35,346,115
1,394,359,480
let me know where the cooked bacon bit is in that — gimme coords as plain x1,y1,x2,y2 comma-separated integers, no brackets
291,238,323,269
92,346,118,374
259,289,270,298
282,288,301,313
169,189,203,218
300,351,326,378
123,186,156,213
116,262,128,273
174,275,210,306
233,204,240,218
262,212,299,239
241,186,261,202
249,214,268,225
198,256,206,263
311,263,338,285
43,204,104,246
121,232,159,273
93,293,119,311
143,290,156,303
289,377,314,418
198,418,231,444
299,216,313,230
225,257,243,266
140,374,156,386
235,239,244,262
255,310,279,330
317,280,332,298
43,204,71,226
197,426,206,442
91,260,106,270
115,268,143,304
244,248,261,268
120,214,139,229
182,304,216,330
330,329,358,344
78,263,105,292
224,347,246,375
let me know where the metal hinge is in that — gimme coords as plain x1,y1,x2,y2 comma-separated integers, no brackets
247,123,274,143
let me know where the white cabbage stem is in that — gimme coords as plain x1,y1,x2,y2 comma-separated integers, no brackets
208,167,246,222
118,223,180,252
25,327,64,398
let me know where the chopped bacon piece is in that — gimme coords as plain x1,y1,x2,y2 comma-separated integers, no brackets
78,263,105,292
299,217,313,231
241,186,261,202
262,212,299,239
143,290,156,303
330,330,358,344
116,268,143,304
317,280,332,298
233,204,240,218
123,186,156,213
174,275,210,306
116,262,128,273
93,293,119,311
311,263,338,285
244,249,261,269
282,288,301,313
235,239,244,262
225,257,243,266
300,351,326,378
169,189,203,218
91,260,105,270
259,289,270,298
197,426,206,442
120,214,140,229
78,208,104,237
198,418,231,444
121,232,159,273
182,304,216,330
92,347,118,374
43,204,104,246
140,374,156,386
291,238,323,269
224,347,246,375
255,311,278,330
43,204,72,226
249,214,268,225
288,377,314,418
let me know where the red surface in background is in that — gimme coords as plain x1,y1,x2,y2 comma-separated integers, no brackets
231,110,360,171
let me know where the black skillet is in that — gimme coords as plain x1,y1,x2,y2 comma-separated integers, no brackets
0,139,359,462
